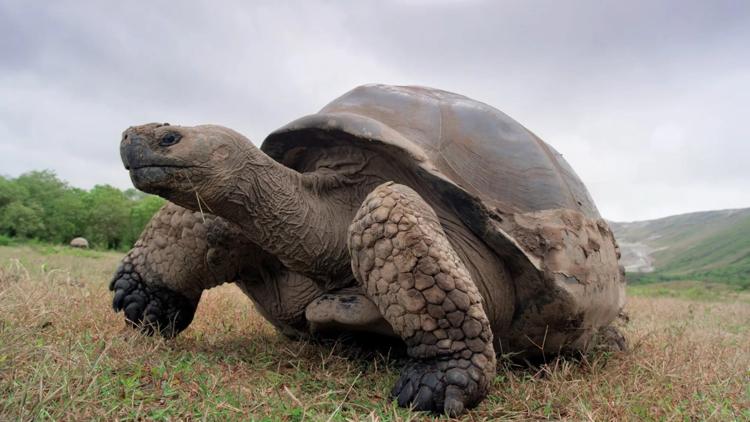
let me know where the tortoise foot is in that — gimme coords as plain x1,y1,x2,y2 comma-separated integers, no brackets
110,264,198,338
393,356,489,416
593,325,628,353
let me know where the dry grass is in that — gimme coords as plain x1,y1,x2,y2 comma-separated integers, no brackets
0,244,748,421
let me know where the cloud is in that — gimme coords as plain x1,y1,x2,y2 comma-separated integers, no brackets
1,0,748,220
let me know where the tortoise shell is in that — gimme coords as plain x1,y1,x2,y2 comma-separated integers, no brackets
262,84,624,352
263,84,599,218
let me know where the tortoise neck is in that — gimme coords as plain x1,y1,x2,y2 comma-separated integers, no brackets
210,144,350,280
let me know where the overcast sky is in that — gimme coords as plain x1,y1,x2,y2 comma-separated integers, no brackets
1,0,748,221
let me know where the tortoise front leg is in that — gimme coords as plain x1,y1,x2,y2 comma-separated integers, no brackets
110,203,255,337
348,182,496,416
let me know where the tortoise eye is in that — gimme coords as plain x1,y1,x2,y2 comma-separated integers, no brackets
159,132,182,147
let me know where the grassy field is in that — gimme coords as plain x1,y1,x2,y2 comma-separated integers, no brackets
0,245,748,421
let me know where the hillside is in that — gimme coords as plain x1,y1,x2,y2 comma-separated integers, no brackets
610,208,750,288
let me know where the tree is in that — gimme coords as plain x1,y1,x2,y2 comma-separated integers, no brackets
0,201,45,238
12,171,78,242
0,176,26,208
45,187,88,243
85,185,131,249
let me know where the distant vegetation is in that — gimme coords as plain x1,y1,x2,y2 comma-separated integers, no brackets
611,208,750,290
0,170,164,250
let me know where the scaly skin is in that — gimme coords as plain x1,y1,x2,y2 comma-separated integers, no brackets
348,182,496,416
110,203,254,337
116,121,626,416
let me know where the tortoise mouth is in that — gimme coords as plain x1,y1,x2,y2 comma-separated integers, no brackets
128,166,191,195
126,163,194,171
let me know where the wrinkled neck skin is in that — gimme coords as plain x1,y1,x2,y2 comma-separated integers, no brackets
188,145,351,285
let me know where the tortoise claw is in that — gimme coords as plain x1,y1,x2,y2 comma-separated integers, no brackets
392,358,487,416
110,264,198,338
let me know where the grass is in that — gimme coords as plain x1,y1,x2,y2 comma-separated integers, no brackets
1,245,749,420
627,280,750,303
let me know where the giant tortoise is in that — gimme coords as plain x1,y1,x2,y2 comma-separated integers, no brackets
111,84,626,415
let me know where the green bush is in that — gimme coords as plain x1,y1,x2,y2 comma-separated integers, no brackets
0,234,14,246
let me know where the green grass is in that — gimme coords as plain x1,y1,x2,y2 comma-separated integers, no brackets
1,245,749,420
627,280,750,302
630,267,750,290
0,235,13,247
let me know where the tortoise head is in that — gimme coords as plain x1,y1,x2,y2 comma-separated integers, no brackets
120,123,251,205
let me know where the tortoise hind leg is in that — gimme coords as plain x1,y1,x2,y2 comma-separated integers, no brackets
348,182,496,416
